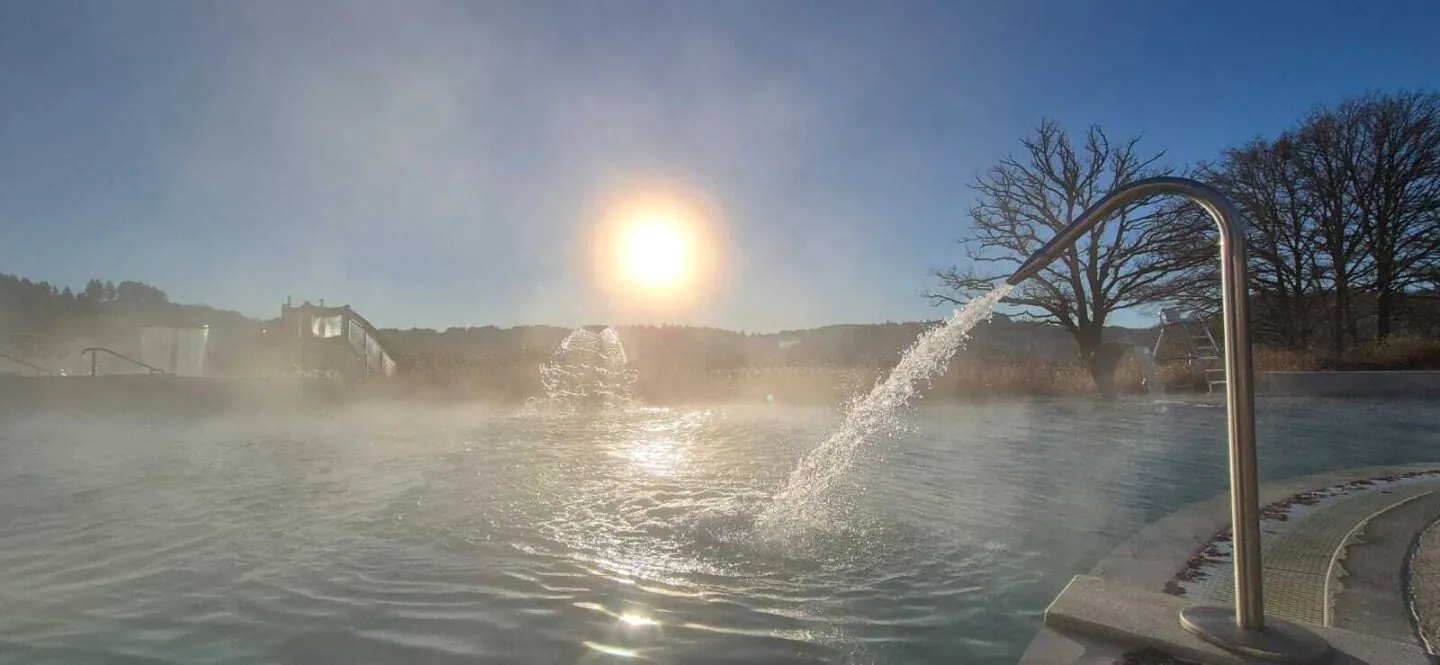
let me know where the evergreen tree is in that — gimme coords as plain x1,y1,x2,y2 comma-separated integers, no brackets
83,279,105,301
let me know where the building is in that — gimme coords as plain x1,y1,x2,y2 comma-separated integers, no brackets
278,300,397,379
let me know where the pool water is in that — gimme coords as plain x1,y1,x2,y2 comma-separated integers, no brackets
1,397,1436,664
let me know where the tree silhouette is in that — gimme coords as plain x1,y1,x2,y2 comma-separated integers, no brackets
1342,91,1440,341
1168,90,1440,351
115,281,168,305
1167,137,1329,349
925,119,1202,391
1294,104,1370,351
84,279,106,301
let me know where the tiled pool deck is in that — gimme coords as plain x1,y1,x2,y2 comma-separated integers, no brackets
1020,464,1440,664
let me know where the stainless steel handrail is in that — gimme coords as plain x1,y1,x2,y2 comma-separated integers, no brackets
0,350,54,376
1006,176,1330,662
80,347,167,377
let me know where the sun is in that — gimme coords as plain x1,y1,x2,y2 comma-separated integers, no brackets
623,221,687,286
589,180,726,312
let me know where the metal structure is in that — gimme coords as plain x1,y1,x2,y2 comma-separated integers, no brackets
1153,307,1226,393
0,350,53,376
1006,177,1331,662
80,347,167,377
278,301,397,380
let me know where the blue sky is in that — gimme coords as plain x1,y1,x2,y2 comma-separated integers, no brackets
2,1,1437,331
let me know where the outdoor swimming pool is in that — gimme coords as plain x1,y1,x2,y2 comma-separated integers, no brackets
1,397,1436,664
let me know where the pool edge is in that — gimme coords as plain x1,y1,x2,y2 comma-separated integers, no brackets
1016,463,1440,665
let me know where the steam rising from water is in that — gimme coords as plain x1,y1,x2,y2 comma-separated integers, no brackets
763,284,1014,528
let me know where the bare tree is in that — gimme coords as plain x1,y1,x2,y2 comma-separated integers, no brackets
1198,137,1326,348
1170,91,1440,353
1137,90,1440,357
925,120,1200,391
1343,91,1440,341
1292,108,1370,353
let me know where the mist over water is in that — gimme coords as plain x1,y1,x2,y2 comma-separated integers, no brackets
2,397,1439,664
0,286,1426,665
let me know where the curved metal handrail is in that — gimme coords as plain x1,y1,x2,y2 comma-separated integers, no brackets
80,347,167,376
0,350,53,376
1006,177,1329,661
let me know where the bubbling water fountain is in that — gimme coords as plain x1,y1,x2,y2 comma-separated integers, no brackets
533,326,638,410
1129,345,1161,396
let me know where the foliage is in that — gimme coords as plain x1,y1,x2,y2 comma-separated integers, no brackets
0,273,257,374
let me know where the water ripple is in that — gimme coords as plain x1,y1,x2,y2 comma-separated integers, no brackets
1,399,1437,663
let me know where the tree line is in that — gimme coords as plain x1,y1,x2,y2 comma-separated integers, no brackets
0,274,261,372
930,89,1440,388
1173,91,1440,353
0,274,172,338
1,275,171,308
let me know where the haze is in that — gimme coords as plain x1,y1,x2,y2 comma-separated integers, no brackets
1,0,1436,330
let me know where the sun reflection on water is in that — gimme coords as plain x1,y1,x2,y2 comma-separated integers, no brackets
626,438,683,475
612,409,711,477
582,640,642,659
619,612,659,628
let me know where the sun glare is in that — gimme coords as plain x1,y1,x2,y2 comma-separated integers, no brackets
623,221,686,286
590,181,725,313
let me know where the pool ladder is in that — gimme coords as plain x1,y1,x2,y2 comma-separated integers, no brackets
1154,308,1226,393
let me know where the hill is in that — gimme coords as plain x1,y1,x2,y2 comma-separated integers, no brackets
377,313,1157,372
0,271,1159,378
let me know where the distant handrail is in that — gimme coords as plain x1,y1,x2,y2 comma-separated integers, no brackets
0,350,53,376
336,307,399,364
80,347,167,376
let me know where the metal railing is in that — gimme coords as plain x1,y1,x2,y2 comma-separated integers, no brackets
79,347,167,377
0,350,54,376
1007,177,1331,663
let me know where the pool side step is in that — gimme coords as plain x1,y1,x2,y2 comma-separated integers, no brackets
1044,575,1428,664
1195,480,1440,625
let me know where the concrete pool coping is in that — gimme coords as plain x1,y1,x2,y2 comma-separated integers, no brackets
1018,463,1440,665
1258,371,1440,398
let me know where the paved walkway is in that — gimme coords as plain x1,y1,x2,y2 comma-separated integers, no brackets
1330,491,1440,645
1190,479,1440,626
1410,519,1440,653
